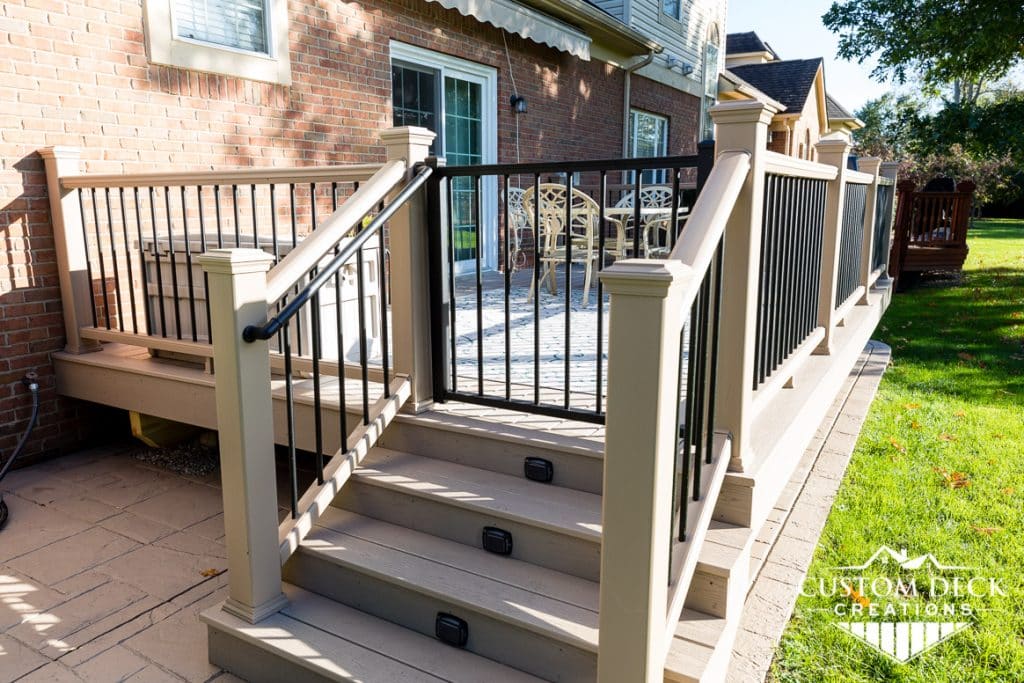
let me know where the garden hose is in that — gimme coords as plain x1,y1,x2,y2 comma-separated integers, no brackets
0,372,40,531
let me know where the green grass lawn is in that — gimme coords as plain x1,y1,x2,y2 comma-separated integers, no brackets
770,219,1024,682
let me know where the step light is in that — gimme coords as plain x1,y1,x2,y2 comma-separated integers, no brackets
435,613,469,648
482,526,514,556
524,457,554,483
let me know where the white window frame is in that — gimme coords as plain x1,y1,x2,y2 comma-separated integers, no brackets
390,41,499,273
143,0,291,85
659,0,683,24
700,24,721,141
629,109,670,184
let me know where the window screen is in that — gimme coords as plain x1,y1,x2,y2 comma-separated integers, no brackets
175,0,269,54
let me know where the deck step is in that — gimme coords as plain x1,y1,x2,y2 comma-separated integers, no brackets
686,521,751,619
383,410,605,494
334,447,603,580
285,509,599,682
203,583,545,683
664,608,737,683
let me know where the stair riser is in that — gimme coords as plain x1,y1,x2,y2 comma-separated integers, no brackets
381,420,604,495
684,562,748,620
285,551,596,683
335,482,601,581
208,626,337,683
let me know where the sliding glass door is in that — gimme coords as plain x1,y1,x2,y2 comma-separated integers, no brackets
390,42,497,273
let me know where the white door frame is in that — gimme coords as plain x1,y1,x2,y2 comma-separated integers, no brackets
389,40,499,273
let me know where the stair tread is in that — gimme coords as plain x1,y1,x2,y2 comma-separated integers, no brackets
203,585,544,682
352,447,602,541
316,507,600,611
695,522,750,578
663,609,731,682
300,515,600,651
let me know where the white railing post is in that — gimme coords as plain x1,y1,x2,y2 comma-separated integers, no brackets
598,259,688,683
709,100,774,471
41,147,102,355
857,157,882,304
812,134,852,354
199,248,288,623
878,161,900,283
380,126,436,411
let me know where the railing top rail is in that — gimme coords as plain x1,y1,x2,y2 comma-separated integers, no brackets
669,150,750,277
59,163,385,189
263,159,408,304
433,153,700,178
245,163,433,342
844,169,875,185
763,151,838,181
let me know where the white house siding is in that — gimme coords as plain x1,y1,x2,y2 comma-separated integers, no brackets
587,0,626,22
629,0,726,73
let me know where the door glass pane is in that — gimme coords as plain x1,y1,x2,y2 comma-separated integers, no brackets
445,76,483,262
391,63,438,153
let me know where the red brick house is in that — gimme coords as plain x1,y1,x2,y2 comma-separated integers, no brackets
1,0,727,460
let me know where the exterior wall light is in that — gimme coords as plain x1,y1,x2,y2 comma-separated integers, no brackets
510,94,527,114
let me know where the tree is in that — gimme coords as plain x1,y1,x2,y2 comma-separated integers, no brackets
823,0,1024,104
852,94,923,159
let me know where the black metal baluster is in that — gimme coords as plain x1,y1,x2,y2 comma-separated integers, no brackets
103,189,125,331
311,289,324,485
632,170,642,257
378,215,390,397
475,175,484,396
692,274,710,501
533,173,541,405
706,243,724,466
214,185,224,249
356,245,370,424
334,265,348,452
148,187,167,336
163,187,182,340
669,166,682,248
563,170,572,409
283,323,298,519
232,184,240,246
503,174,511,401
446,178,458,393
675,319,688,542
251,184,259,246
131,188,150,335
753,177,772,388
289,183,302,357
78,190,98,327
197,186,212,343
90,189,110,329
179,187,199,342
117,188,138,334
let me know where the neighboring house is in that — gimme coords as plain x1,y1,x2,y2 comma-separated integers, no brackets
717,31,862,160
1,0,726,459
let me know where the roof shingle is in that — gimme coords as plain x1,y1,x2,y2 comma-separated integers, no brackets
825,93,855,120
726,32,778,58
726,58,823,113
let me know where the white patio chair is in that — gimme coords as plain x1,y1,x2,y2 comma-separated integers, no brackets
522,183,600,306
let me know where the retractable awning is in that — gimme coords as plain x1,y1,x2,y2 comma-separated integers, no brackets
425,0,592,60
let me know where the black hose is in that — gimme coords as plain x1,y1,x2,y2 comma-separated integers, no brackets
0,372,41,531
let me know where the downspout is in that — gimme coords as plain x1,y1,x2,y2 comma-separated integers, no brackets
622,51,656,156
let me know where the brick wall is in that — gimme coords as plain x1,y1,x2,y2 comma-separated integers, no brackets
0,0,699,459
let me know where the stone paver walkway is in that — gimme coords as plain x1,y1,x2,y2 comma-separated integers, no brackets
0,443,238,683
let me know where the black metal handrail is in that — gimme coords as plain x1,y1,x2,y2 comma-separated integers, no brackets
430,154,700,178
243,164,433,343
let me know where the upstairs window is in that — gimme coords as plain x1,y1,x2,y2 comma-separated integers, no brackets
174,0,269,54
701,25,721,141
662,0,682,22
143,0,290,84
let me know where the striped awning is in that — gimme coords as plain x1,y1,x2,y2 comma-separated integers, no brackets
425,0,592,60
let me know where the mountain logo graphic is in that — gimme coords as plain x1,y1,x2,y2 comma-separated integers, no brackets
834,622,972,663
834,545,972,572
